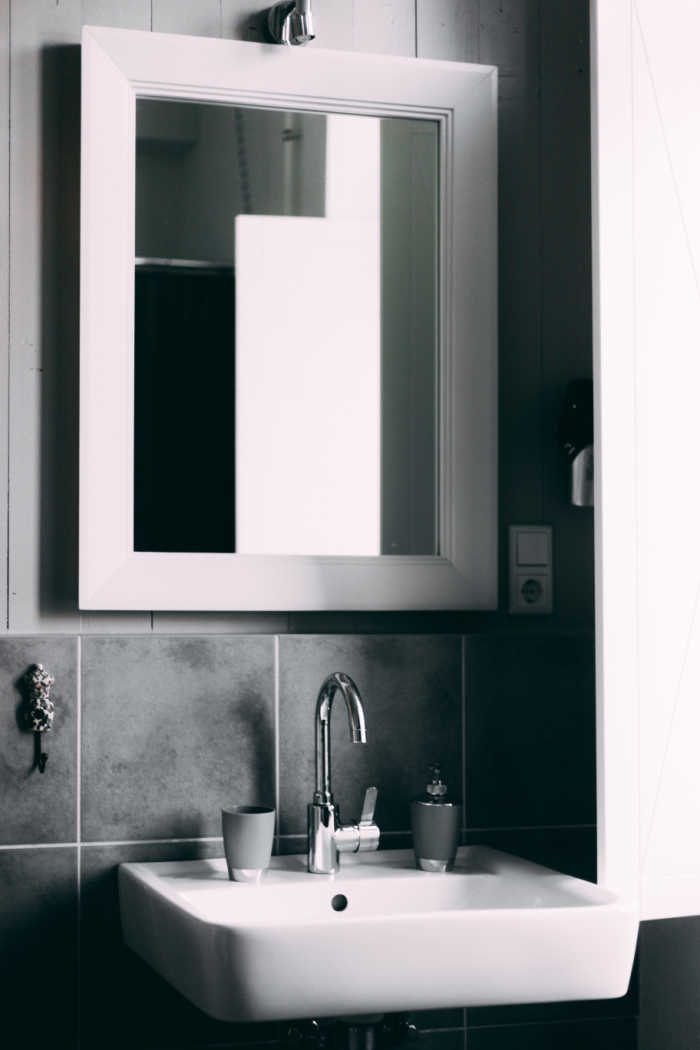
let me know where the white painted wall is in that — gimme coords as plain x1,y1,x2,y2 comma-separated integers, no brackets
593,0,700,920
236,115,380,557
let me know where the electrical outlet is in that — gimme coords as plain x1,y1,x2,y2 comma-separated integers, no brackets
509,526,552,614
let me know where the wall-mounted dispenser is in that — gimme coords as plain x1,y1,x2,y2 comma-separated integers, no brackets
558,379,593,507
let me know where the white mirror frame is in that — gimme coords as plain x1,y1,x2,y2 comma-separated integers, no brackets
80,26,497,611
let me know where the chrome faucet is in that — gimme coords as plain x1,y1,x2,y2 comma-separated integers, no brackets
307,672,380,874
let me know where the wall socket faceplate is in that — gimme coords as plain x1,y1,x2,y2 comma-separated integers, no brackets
509,525,552,614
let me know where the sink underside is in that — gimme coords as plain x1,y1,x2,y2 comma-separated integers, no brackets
119,846,638,1022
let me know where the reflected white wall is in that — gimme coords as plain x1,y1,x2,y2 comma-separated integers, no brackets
235,116,381,556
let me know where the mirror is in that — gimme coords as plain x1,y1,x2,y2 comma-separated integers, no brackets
134,100,439,557
79,27,496,610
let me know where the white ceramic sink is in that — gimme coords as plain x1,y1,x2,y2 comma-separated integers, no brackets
119,846,638,1022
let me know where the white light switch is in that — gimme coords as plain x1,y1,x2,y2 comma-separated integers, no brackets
516,530,549,566
509,526,552,614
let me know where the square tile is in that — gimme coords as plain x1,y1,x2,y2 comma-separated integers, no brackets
80,841,284,1049
0,637,78,844
278,636,462,835
466,635,595,828
0,847,78,1048
639,916,700,1050
400,1033,463,1050
82,636,275,841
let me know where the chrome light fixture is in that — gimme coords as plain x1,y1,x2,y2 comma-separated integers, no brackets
266,0,315,46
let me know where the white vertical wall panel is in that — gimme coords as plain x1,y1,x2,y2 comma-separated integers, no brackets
84,0,149,30
416,0,479,64
152,0,221,37
0,0,9,631
351,0,415,56
304,0,355,49
594,0,700,918
221,2,266,42
9,0,83,632
632,1,700,920
236,217,381,556
591,0,639,902
8,0,150,634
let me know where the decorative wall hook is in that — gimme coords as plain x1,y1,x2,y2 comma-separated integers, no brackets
24,664,55,773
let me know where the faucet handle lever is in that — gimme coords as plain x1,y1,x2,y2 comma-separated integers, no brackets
359,785,378,826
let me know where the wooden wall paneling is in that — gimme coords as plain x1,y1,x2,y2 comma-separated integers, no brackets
539,0,594,626
220,0,269,42
351,0,415,57
304,0,354,49
9,0,84,632
151,0,222,37
82,0,149,30
416,0,479,64
222,0,416,54
8,0,151,635
479,0,544,614
0,0,9,631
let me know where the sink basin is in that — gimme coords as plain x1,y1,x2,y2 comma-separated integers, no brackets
119,846,638,1022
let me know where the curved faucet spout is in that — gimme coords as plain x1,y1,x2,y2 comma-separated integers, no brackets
314,672,366,804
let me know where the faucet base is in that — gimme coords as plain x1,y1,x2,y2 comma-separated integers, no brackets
307,800,380,874
308,801,339,874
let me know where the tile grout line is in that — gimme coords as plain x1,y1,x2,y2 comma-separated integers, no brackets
467,1014,637,1033
461,635,467,830
76,635,81,846
0,824,597,852
0,836,226,851
537,0,546,521
0,841,81,850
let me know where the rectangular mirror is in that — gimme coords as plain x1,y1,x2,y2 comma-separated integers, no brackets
134,100,439,558
80,27,497,610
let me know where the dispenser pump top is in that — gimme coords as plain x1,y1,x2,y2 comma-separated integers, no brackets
425,764,448,800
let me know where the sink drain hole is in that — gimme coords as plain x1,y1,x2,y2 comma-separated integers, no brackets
331,893,348,912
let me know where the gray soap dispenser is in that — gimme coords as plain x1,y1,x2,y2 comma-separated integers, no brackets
410,764,462,872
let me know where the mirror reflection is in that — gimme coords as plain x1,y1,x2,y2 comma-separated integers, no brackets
134,99,439,557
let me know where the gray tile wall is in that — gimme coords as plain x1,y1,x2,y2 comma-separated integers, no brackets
0,632,637,1050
